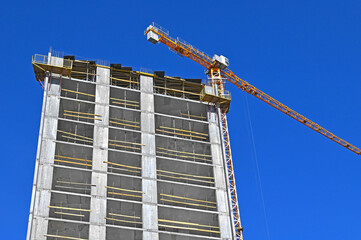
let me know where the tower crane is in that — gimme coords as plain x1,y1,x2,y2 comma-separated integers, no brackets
144,23,360,239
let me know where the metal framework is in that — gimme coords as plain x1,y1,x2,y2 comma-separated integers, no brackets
208,65,243,238
145,22,361,239
220,111,243,238
144,23,361,155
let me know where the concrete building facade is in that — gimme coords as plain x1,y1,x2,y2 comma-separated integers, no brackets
27,52,236,240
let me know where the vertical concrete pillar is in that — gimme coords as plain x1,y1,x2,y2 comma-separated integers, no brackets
89,67,110,240
27,73,61,240
140,75,159,240
208,107,234,240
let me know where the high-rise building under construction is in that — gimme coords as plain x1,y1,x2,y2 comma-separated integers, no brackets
27,51,239,240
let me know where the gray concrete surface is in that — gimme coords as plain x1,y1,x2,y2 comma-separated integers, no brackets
27,56,237,240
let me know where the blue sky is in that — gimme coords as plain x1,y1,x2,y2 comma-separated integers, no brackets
0,0,360,239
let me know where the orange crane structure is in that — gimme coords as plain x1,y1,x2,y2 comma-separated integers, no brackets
145,23,360,239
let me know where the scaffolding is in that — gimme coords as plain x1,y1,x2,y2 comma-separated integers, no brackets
32,54,73,82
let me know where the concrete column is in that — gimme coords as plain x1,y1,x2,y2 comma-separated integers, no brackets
27,74,61,240
140,75,158,240
208,108,234,240
89,67,110,240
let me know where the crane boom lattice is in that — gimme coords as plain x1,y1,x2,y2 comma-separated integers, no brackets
145,23,361,155
145,22,361,240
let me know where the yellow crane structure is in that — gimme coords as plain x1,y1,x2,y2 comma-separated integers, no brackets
145,22,360,239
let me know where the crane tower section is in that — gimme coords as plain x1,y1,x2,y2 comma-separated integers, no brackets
146,23,244,239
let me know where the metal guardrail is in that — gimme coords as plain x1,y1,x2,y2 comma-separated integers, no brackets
32,54,73,69
201,85,231,100
32,54,49,65
63,58,73,69
147,22,212,63
223,91,231,100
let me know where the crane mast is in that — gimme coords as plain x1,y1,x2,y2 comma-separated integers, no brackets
144,22,360,240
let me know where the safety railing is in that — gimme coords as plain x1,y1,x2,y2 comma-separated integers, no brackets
32,54,73,69
32,54,48,65
201,85,231,100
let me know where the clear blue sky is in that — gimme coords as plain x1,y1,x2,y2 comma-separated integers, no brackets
1,0,360,239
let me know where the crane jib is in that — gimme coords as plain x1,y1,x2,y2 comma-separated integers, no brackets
219,69,361,155
145,22,360,240
146,24,361,152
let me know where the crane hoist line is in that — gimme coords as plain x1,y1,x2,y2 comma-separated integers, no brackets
144,22,360,240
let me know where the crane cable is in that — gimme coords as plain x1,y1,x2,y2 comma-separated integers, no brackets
242,92,271,240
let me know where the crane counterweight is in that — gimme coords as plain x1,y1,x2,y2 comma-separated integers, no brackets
212,54,229,69
146,25,159,44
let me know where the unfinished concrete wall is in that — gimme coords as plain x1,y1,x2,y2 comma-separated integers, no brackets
154,95,233,239
89,66,110,239
27,73,61,240
28,56,236,240
209,107,234,239
141,75,158,240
